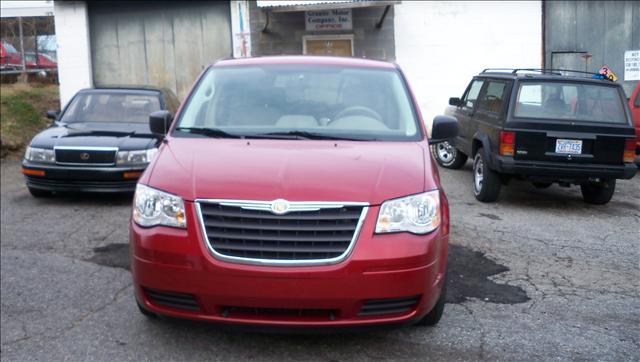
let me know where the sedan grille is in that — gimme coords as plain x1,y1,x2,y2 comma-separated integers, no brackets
54,147,117,165
196,200,368,265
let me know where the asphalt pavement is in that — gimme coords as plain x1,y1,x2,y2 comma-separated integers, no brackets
1,155,638,361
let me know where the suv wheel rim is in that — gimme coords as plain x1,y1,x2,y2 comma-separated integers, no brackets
436,142,456,164
473,155,483,194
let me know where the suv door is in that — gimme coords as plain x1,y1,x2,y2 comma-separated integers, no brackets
451,78,484,155
472,79,510,154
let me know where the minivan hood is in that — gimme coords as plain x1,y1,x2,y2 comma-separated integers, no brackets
146,138,432,205
29,122,157,150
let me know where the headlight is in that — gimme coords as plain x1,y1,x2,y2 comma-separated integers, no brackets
116,148,157,166
375,190,441,234
133,184,186,228
24,146,55,163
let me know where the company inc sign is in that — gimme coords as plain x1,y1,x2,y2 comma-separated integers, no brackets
305,9,352,31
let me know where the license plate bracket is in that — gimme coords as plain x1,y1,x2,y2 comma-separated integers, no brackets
555,139,582,154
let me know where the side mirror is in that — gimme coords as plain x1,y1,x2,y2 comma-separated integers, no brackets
149,110,173,136
430,115,459,143
46,110,59,120
449,97,462,106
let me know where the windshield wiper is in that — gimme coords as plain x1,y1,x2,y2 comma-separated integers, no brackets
251,131,375,141
175,127,242,138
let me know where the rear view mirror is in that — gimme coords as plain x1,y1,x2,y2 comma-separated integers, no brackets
149,110,174,136
449,97,462,106
430,115,459,143
46,110,59,120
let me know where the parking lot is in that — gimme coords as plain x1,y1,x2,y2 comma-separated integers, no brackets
1,155,638,361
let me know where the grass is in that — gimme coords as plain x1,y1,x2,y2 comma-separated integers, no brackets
0,83,60,158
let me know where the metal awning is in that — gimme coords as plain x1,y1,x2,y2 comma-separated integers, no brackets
256,0,398,13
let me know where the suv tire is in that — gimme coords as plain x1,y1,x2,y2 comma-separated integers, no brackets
581,179,616,205
28,187,52,198
433,141,468,169
472,149,501,202
415,278,446,327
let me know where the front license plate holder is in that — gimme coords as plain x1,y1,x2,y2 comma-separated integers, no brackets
555,139,582,154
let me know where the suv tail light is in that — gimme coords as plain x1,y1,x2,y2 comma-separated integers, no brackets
623,138,635,163
500,131,516,156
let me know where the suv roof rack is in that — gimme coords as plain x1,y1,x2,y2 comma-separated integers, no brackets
480,68,599,78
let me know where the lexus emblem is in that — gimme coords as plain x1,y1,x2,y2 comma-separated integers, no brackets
270,199,290,215
80,152,90,160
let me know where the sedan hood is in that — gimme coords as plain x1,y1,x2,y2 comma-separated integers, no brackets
29,122,158,150
146,138,434,205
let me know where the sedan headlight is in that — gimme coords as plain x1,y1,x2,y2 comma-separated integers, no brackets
375,190,441,234
116,148,157,166
133,184,186,228
24,146,55,163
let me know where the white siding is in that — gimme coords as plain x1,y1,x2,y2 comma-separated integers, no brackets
53,1,93,107
394,1,542,131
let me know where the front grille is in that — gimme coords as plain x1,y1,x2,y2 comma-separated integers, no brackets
55,147,117,165
358,296,421,316
197,200,367,265
143,287,200,311
221,306,337,320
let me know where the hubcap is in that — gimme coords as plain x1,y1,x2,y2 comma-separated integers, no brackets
473,155,483,194
436,142,456,164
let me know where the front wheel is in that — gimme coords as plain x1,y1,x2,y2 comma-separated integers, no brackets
472,150,501,202
28,187,52,198
415,278,447,327
581,179,616,205
433,141,468,169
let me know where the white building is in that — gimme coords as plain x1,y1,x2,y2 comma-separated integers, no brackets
52,0,542,126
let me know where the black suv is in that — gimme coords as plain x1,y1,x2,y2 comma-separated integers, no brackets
435,69,637,204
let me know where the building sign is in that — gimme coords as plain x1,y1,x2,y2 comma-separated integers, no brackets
624,50,640,81
305,9,352,31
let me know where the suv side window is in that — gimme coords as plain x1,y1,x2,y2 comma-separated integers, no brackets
463,79,484,108
477,81,507,113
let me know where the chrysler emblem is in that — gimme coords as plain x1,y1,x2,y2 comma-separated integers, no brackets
270,199,290,215
80,152,90,160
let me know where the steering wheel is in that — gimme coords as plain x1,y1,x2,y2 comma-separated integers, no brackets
334,106,382,122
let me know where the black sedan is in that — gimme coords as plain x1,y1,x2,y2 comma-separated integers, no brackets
22,87,179,197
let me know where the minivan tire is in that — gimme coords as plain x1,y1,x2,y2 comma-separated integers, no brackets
415,278,446,327
433,141,468,169
28,187,52,198
137,301,158,319
581,179,616,205
472,149,501,202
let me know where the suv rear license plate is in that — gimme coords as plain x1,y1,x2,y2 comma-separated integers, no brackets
555,139,582,154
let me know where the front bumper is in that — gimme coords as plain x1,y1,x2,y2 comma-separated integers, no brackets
22,160,145,193
493,156,637,182
131,202,448,328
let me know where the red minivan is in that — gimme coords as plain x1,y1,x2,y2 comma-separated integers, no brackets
130,56,458,329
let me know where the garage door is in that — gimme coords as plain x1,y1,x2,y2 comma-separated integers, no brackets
89,1,231,100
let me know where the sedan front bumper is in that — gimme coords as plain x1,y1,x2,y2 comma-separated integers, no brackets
22,160,146,193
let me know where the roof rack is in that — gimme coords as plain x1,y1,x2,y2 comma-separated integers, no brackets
480,68,599,77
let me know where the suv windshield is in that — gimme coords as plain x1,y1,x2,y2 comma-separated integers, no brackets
60,92,161,124
175,65,421,141
514,81,627,124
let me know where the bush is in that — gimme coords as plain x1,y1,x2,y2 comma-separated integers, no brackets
0,84,59,158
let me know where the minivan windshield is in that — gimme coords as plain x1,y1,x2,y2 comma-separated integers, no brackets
175,65,421,141
60,92,161,124
514,81,627,124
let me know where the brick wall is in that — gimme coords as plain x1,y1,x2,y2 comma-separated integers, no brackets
249,3,395,60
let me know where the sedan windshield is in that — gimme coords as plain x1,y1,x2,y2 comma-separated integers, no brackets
60,92,161,124
175,65,421,141
514,82,627,124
